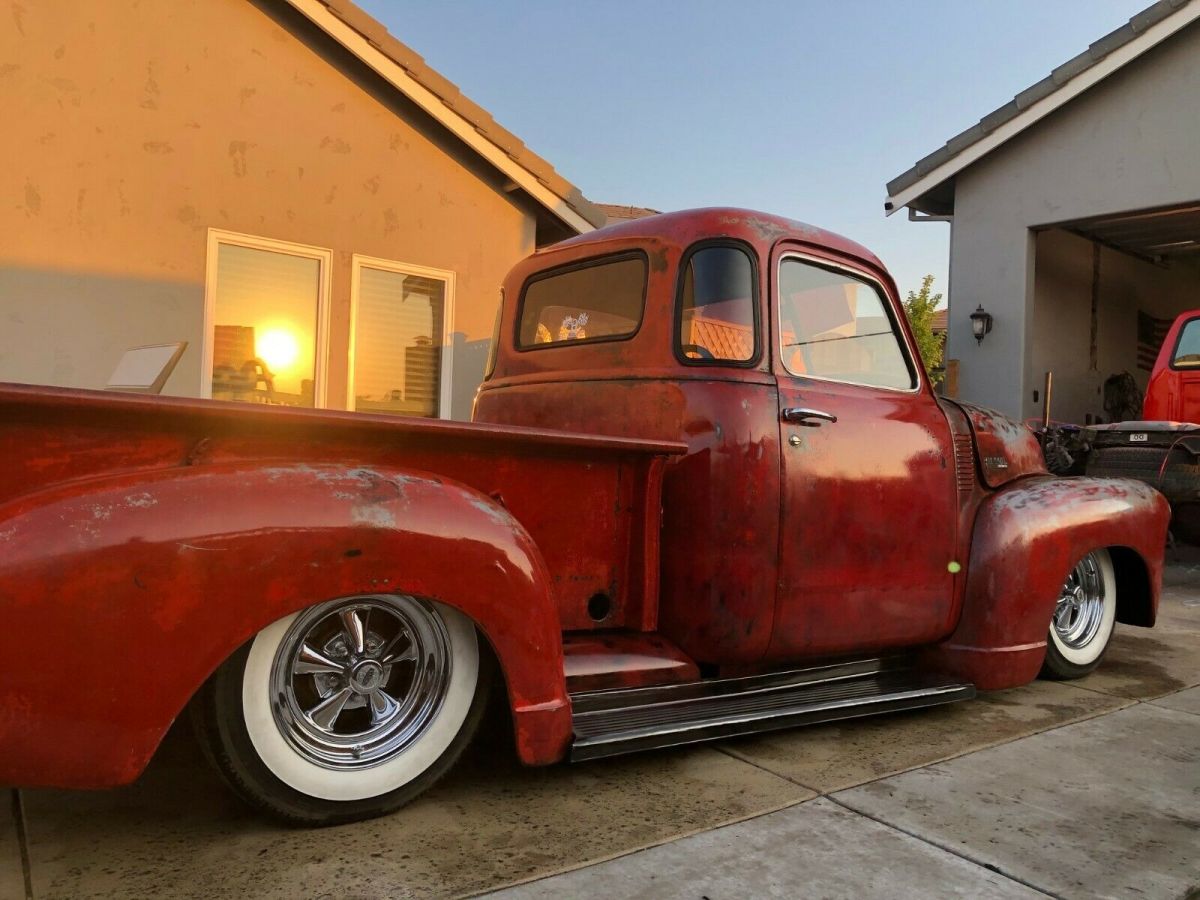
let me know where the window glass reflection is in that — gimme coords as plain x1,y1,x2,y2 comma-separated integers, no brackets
211,244,319,406
678,246,756,363
518,256,645,348
353,267,446,417
778,259,914,390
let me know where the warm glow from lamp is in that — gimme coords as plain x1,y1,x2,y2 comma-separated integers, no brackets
257,328,300,373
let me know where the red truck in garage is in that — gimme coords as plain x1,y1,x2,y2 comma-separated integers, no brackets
1065,309,1200,542
0,209,1169,825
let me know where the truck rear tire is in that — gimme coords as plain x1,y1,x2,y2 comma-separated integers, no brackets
1040,549,1117,680
192,594,489,826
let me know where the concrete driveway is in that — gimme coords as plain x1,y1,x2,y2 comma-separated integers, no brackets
4,555,1198,900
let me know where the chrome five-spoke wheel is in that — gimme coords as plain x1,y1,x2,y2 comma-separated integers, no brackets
271,596,452,770
193,594,489,826
1042,549,1117,680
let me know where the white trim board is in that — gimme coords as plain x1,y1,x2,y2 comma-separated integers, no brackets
886,4,1200,215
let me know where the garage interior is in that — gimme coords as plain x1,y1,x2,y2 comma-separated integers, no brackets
1031,201,1200,424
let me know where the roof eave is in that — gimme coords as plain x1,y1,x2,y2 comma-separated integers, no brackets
885,1,1200,216
284,0,602,232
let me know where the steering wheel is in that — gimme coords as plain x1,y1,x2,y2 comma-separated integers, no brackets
680,343,715,360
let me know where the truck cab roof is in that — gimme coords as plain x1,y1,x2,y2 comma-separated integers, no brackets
488,207,894,385
550,207,883,269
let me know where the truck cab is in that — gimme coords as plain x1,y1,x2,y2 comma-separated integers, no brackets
477,209,960,668
477,208,1165,692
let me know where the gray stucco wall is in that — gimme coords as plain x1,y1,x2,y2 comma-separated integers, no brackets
945,23,1200,419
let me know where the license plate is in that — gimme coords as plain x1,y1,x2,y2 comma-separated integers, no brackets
1129,433,1149,442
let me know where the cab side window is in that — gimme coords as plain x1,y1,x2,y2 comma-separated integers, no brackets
1171,319,1200,368
677,245,757,364
778,258,915,390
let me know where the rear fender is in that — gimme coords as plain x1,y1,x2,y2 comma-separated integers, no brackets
924,476,1169,690
0,463,570,788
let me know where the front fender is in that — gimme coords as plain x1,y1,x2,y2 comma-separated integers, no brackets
0,462,570,788
925,476,1169,690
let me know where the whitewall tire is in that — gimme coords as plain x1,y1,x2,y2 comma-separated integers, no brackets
1041,549,1117,680
193,594,490,825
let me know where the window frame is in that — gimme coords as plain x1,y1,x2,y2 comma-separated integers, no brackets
514,250,649,352
775,251,921,394
484,288,504,380
673,238,762,368
201,228,333,406
1168,316,1200,370
346,254,456,420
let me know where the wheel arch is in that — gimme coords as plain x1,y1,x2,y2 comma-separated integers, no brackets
923,476,1169,690
0,462,572,789
1108,545,1156,627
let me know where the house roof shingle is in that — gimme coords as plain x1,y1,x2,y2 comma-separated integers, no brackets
596,203,661,225
885,0,1198,214
288,0,606,231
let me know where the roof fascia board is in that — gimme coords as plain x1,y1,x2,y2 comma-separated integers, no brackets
285,0,596,234
885,4,1200,216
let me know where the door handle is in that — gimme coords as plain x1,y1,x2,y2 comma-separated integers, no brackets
781,407,838,427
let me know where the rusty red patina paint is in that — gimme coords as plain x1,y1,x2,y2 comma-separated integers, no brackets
923,476,1168,689
0,208,1170,793
0,390,682,784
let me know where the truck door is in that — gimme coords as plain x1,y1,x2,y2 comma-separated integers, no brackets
769,248,959,658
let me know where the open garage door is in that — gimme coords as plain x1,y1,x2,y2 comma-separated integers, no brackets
1031,201,1200,425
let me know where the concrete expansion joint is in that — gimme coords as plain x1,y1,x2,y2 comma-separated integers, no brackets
706,683,1197,900
9,788,33,900
711,745,1066,895
714,744,820,794
824,794,1063,900
707,746,1064,895
713,739,1071,898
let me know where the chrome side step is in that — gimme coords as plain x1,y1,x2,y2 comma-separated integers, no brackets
569,658,975,762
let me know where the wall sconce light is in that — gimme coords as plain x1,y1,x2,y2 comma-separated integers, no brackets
969,305,994,344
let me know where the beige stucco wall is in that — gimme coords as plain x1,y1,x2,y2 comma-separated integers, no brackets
0,0,537,417
1032,230,1200,423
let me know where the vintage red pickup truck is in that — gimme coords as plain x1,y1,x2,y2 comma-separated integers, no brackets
0,209,1169,825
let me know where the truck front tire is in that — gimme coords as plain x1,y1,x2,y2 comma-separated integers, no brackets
1041,549,1117,680
193,594,489,826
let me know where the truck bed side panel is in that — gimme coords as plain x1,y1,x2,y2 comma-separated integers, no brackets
0,385,679,633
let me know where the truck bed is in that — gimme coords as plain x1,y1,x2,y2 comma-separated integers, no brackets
0,382,685,631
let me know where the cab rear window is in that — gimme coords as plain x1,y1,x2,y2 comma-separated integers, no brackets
517,254,647,349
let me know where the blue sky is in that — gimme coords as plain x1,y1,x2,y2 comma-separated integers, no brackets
357,0,1148,302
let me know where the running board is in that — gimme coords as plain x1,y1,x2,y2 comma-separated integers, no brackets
569,658,975,762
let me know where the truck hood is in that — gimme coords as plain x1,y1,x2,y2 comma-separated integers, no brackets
944,399,1048,488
